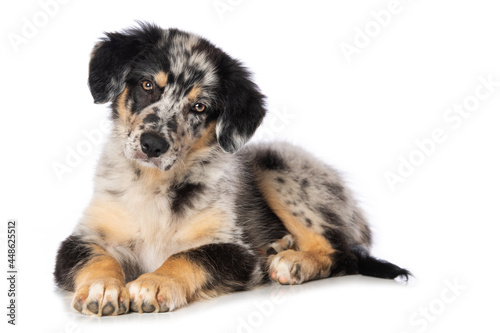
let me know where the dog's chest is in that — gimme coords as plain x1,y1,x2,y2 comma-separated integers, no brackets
94,156,238,273
120,184,178,270
119,176,226,273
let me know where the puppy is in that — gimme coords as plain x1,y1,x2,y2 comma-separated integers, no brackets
54,23,410,316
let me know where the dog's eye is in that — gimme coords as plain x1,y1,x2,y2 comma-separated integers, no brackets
141,80,154,92
193,103,206,112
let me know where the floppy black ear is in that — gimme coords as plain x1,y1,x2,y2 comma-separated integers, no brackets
216,60,266,153
88,23,163,104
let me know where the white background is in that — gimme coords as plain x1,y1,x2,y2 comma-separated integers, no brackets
1,0,499,332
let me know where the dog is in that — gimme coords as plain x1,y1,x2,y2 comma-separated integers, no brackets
54,22,410,316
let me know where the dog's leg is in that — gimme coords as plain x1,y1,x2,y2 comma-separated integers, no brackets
55,236,129,316
127,243,259,313
257,175,353,284
262,198,359,284
253,145,410,284
253,148,360,284
262,198,343,284
261,187,409,283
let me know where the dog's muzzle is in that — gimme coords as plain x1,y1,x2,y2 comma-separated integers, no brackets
140,132,170,158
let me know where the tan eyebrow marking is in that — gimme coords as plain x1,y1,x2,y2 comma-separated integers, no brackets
154,71,168,88
187,85,201,101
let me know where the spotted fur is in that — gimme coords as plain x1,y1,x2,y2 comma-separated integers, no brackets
54,23,410,316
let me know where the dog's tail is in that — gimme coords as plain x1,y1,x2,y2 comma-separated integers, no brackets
351,246,411,281
331,246,411,281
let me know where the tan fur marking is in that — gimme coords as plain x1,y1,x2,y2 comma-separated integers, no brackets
258,178,335,255
175,208,227,245
74,246,125,287
187,85,201,101
116,87,130,122
83,199,135,245
260,177,336,283
135,163,172,188
154,71,168,88
129,112,141,128
72,246,129,316
154,255,208,296
186,122,216,158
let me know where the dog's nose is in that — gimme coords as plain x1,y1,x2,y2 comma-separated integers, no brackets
140,133,170,158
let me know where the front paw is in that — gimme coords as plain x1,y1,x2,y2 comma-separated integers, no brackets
127,273,189,313
72,277,129,316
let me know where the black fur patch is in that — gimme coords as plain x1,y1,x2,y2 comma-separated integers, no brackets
169,182,205,215
166,115,178,133
323,227,351,254
121,259,143,283
54,235,95,291
178,243,258,291
351,246,411,281
321,227,359,276
212,52,266,153
266,247,278,256
89,23,164,104
143,113,160,124
316,205,344,227
233,157,289,250
329,250,360,277
130,79,164,114
255,149,288,171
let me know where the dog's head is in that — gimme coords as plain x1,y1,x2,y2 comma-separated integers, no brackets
88,23,265,171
